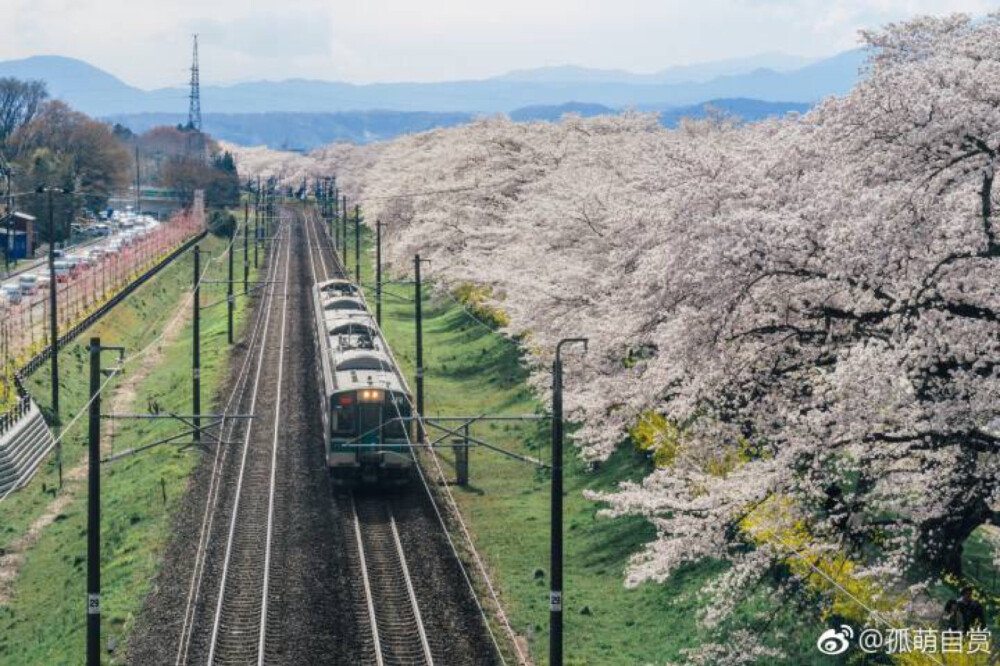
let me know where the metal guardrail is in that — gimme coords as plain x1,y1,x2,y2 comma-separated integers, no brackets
19,229,208,378
0,394,31,437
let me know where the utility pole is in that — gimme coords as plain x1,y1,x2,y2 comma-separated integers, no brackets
253,196,259,269
85,339,122,666
550,338,588,666
244,202,250,294
354,204,361,284
333,189,340,252
334,176,337,236
3,166,11,273
192,246,201,445
341,195,347,265
134,144,141,215
227,223,234,345
375,219,382,327
414,254,427,442
46,188,61,487
86,337,101,666
333,184,339,246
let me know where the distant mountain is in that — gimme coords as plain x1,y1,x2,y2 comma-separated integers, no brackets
0,55,143,113
509,102,617,122
0,50,867,117
508,98,811,130
496,52,814,85
650,98,813,126
107,111,475,149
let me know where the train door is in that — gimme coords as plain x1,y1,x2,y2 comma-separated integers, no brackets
357,389,385,447
358,402,383,445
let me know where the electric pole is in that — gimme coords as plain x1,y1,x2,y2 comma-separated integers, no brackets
414,254,427,442
375,219,382,327
341,195,347,265
134,145,141,215
227,223,234,345
354,204,361,284
550,338,588,666
86,337,101,666
45,188,62,487
192,246,201,445
244,202,250,294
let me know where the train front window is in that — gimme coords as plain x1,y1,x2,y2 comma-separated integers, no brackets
332,394,356,435
382,395,410,439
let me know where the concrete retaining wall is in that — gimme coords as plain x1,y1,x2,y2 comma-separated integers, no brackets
0,402,55,497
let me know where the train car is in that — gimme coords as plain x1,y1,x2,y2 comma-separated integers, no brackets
313,277,415,485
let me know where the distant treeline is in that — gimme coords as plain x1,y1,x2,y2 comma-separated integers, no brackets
105,111,476,151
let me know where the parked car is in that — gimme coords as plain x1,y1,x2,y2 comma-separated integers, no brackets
65,255,88,272
18,274,38,294
53,261,72,282
35,273,51,290
2,283,23,304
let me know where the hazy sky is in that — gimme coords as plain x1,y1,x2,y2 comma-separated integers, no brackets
0,1,993,88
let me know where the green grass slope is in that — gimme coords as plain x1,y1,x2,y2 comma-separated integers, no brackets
0,231,260,665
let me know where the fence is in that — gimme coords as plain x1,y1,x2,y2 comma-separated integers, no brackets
0,197,206,498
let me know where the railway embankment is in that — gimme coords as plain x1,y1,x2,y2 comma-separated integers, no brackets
359,231,755,665
0,231,257,665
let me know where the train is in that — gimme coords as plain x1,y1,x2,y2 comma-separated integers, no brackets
312,277,416,485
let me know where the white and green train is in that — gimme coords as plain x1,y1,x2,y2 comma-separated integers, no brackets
312,278,415,485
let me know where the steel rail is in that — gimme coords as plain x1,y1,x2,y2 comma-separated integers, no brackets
174,222,282,666
351,494,385,666
205,223,286,665
257,214,293,665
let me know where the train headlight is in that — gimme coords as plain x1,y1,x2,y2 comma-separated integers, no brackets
359,389,383,402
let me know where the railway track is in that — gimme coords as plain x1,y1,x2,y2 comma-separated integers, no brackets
167,215,291,666
205,219,291,666
304,207,435,666
350,494,435,666
131,203,501,665
173,221,284,666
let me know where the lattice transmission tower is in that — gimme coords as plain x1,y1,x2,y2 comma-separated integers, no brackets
187,34,202,132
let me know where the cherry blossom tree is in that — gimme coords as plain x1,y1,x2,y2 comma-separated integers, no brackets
231,12,1000,649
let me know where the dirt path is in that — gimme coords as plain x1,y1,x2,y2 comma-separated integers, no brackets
0,299,193,605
